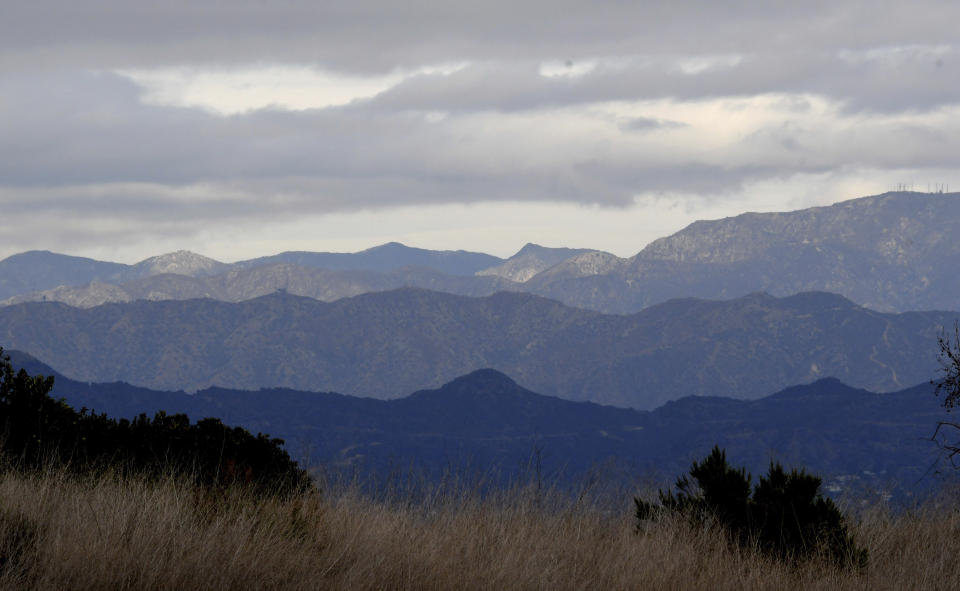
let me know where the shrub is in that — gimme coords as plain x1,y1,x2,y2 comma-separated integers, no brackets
0,348,311,496
635,446,867,568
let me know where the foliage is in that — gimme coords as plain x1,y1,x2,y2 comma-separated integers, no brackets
932,322,960,466
635,446,867,567
933,321,960,409
0,347,310,495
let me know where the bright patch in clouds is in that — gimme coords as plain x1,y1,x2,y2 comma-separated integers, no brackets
675,54,744,75
118,63,469,115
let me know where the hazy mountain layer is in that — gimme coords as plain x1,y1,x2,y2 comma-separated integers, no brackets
528,191,960,313
0,243,504,304
0,264,518,308
232,242,502,276
5,192,959,315
8,351,949,496
0,251,130,301
0,289,952,409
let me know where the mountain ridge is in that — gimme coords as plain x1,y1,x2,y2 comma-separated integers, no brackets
4,191,960,314
232,242,502,276
0,242,506,303
4,350,948,497
0,287,952,409
476,243,596,282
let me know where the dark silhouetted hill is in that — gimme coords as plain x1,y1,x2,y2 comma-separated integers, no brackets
8,351,947,497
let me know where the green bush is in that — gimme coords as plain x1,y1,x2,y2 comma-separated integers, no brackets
635,446,867,568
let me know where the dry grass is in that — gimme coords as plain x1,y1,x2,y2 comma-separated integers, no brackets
0,469,956,590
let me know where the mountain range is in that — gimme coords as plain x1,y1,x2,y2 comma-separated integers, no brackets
0,288,953,409
7,350,951,499
3,190,957,499
2,191,959,315
0,242,507,303
534,191,960,313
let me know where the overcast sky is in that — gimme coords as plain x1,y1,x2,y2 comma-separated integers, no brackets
2,1,959,263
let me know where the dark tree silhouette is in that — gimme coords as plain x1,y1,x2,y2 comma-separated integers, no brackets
932,322,960,465
635,446,866,567
0,347,311,495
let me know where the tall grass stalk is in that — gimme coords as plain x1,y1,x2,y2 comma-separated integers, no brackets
0,468,956,590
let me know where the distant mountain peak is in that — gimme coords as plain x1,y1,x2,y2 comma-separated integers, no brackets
132,250,228,278
139,249,213,262
513,242,583,257
0,251,130,302
450,368,519,387
407,368,525,402
364,241,409,252
2,250,56,262
741,291,776,301
780,291,857,308
516,242,547,254
767,377,873,400
1,250,115,266
231,243,501,276
635,191,960,266
477,244,594,283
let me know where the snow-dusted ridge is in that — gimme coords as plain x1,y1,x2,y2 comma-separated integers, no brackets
130,250,230,279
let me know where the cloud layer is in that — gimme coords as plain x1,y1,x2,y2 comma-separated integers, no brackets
2,1,959,260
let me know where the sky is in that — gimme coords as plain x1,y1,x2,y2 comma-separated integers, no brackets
2,1,959,263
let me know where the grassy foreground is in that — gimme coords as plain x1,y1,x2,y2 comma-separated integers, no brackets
0,470,956,590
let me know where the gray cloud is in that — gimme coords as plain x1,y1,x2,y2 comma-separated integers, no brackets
4,1,960,73
3,1,960,258
618,117,688,132
3,68,960,206
366,47,960,115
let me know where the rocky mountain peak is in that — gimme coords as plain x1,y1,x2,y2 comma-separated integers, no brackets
634,191,960,266
515,243,549,255
132,250,228,278
476,244,594,283
532,251,626,281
